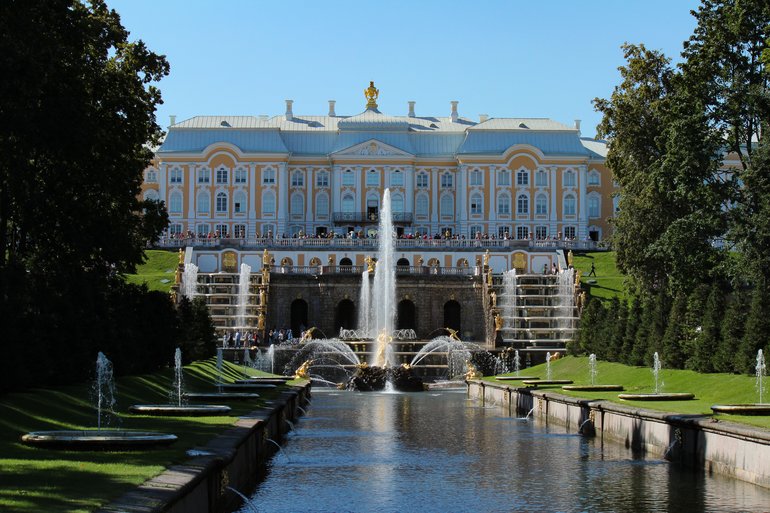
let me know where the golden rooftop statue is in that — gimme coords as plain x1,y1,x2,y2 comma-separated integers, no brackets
364,81,379,109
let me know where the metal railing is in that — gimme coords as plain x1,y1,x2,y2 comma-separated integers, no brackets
332,212,413,224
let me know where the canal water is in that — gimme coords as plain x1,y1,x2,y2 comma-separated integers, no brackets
240,389,770,512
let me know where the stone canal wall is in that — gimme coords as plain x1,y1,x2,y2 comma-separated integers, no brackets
97,383,312,513
467,380,770,489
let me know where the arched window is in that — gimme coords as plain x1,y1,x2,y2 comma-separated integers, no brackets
262,190,275,215
145,168,158,183
588,194,600,218
290,192,304,216
516,169,529,186
262,168,276,184
563,169,576,187
416,172,429,188
366,169,380,186
535,194,548,215
216,167,228,185
470,169,482,186
440,194,454,218
169,191,182,214
535,169,548,187
564,194,577,216
316,171,329,187
391,193,404,213
497,194,511,215
215,192,228,213
342,194,354,213
390,169,403,187
470,193,483,215
517,194,529,215
588,170,601,186
196,191,210,214
497,169,511,186
316,193,329,216
233,190,247,213
415,193,429,217
291,170,304,187
342,169,354,186
234,167,247,184
441,172,453,188
144,189,159,201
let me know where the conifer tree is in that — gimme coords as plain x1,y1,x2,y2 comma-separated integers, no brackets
717,291,749,373
737,282,770,374
607,299,627,363
688,282,725,372
661,293,688,369
622,295,642,365
631,295,653,366
575,298,605,356
646,292,672,363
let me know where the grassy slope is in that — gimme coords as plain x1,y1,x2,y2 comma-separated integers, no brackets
124,250,179,293
0,359,293,513
486,356,770,429
572,251,626,301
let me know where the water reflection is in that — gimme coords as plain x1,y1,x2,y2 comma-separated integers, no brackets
242,390,770,513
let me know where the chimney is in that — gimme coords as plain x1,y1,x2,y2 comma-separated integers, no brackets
408,101,416,117
169,114,177,126
328,100,336,117
479,114,488,123
574,119,581,135
450,101,459,123
285,100,294,121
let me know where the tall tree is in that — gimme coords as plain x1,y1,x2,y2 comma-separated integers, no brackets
661,293,688,369
717,290,749,373
737,281,770,374
688,282,725,372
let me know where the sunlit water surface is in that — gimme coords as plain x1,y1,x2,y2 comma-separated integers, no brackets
239,390,770,513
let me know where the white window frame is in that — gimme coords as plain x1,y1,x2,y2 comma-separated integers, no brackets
216,167,229,185
535,194,548,216
516,168,529,187
535,169,548,187
366,169,380,187
497,193,511,216
416,172,429,188
234,167,247,184
516,194,529,216
262,168,276,185
169,167,183,184
497,169,511,186
233,190,247,214
564,194,577,216
470,193,483,215
262,190,276,215
196,191,210,214
291,170,304,187
316,171,329,188
563,169,576,188
470,169,483,186
440,172,453,189
342,170,355,187
215,192,228,213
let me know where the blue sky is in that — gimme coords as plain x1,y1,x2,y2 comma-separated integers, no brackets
109,0,701,138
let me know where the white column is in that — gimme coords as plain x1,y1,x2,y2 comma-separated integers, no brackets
277,162,288,236
578,165,588,239
550,166,558,235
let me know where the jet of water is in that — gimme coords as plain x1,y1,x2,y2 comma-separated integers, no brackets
546,352,552,381
170,348,185,407
513,350,521,377
653,352,663,394
757,349,766,404
94,352,116,431
589,353,598,386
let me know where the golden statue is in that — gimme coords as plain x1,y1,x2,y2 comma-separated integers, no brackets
261,266,270,284
575,269,582,285
262,248,269,267
178,248,184,265
490,290,497,307
365,256,375,273
257,312,265,331
487,268,493,286
294,360,313,380
567,250,574,267
300,327,316,343
259,287,266,306
417,256,424,266
464,361,483,380
328,254,335,265
446,328,460,341
495,313,504,332
175,266,182,285
483,250,490,267
374,329,392,367
169,290,177,303
400,363,412,371
364,80,379,109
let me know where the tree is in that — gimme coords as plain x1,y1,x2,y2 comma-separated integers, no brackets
0,0,169,390
688,282,725,372
178,297,217,363
661,293,688,369
737,282,770,374
622,296,642,365
574,297,605,356
717,290,749,373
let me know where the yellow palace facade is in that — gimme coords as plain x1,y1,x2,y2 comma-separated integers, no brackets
141,83,616,244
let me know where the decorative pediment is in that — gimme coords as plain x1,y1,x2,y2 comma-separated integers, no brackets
334,139,413,158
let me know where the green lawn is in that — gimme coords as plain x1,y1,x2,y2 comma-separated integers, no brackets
124,250,179,292
572,251,627,300
0,358,294,513
486,356,770,430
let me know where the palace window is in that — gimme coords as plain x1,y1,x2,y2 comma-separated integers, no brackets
415,194,429,217
290,193,304,217
516,169,529,187
535,194,548,216
233,191,247,213
196,192,210,214
342,194,355,213
145,169,158,183
215,224,229,237
588,170,601,186
416,172,429,188
169,191,183,214
440,172,453,189
262,168,276,185
235,168,247,184
588,195,600,218
197,168,210,184
516,226,529,239
535,169,548,187
391,193,404,213
316,171,329,187
498,226,511,238
216,168,229,185
535,225,548,240
497,194,511,215
470,225,484,238
170,168,183,184
517,194,529,215
342,169,355,186
316,193,329,216
196,224,210,236
563,169,576,187
470,169,483,186
215,192,228,213
470,193,483,215
498,169,511,186
366,169,380,187
440,194,454,218
262,191,276,215
233,224,246,238
564,226,576,239
390,169,404,187
564,194,577,216
291,170,304,187
168,223,183,236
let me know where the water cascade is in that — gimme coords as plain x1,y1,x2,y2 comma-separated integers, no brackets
94,352,116,431
358,270,371,336
237,263,252,329
545,352,552,381
501,269,518,327
182,263,199,299
370,188,396,367
513,350,521,376
557,268,575,330
757,349,766,404
170,348,185,407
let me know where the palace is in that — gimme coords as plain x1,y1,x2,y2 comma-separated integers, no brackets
141,83,616,247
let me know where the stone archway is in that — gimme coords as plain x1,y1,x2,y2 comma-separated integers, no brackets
443,300,461,333
290,299,308,335
339,257,353,272
335,299,356,331
397,299,416,331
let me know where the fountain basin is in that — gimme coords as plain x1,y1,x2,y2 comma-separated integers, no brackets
495,376,539,381
562,385,624,392
217,383,278,390
522,380,573,386
184,392,260,401
128,404,232,416
618,393,695,401
710,404,770,416
21,430,177,450
235,378,291,385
